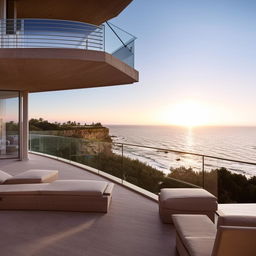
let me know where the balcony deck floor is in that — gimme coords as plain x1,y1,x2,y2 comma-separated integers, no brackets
0,154,176,256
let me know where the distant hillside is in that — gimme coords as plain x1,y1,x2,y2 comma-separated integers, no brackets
29,118,103,131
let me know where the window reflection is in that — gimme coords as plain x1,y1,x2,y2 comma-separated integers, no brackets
0,91,19,158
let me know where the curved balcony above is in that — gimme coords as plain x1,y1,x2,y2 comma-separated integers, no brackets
0,19,138,92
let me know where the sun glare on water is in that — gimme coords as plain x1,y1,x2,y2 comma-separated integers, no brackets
166,100,210,127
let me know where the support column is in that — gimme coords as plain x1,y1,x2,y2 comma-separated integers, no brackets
0,98,6,155
6,0,16,19
19,91,28,160
0,0,6,19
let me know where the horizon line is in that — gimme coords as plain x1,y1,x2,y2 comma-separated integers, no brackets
28,117,256,128
104,124,256,128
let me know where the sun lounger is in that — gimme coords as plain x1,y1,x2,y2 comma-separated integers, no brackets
0,180,114,213
172,214,256,256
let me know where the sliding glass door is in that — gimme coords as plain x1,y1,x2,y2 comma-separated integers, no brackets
0,91,19,158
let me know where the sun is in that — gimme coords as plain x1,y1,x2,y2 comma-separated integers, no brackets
166,100,209,127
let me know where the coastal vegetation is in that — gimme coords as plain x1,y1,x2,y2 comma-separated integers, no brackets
29,118,103,131
29,118,111,142
168,166,256,203
81,153,256,203
6,119,103,131
6,121,19,132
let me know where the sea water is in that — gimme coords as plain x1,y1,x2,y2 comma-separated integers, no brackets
108,125,256,177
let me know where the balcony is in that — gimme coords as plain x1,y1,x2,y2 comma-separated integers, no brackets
0,153,174,256
0,131,255,255
0,19,138,92
1,139,255,255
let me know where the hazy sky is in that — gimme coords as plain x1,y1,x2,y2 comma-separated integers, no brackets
30,0,256,126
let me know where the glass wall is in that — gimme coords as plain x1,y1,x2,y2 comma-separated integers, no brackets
0,91,19,158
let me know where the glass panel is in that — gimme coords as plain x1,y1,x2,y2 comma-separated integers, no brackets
112,40,134,67
205,158,256,203
105,22,136,67
118,145,203,194
28,131,255,201
0,91,19,158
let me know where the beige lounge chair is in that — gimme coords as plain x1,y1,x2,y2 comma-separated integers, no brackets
0,169,58,184
0,180,114,213
172,214,256,256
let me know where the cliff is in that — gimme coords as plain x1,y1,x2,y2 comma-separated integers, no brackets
31,127,112,142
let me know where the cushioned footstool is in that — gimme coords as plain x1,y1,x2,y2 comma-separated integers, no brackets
159,188,217,223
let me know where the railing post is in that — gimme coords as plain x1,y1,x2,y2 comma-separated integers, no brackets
202,155,205,188
103,24,105,51
97,141,100,175
121,143,124,183
29,133,31,151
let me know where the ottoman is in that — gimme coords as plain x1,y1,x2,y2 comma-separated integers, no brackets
159,188,217,224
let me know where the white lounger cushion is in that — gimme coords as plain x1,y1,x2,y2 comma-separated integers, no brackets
0,183,48,195
42,180,109,196
184,237,215,256
0,180,109,196
173,214,216,256
0,170,12,184
173,214,216,237
4,169,58,184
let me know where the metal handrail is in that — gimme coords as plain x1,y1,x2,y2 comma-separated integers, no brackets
0,38,103,45
113,142,256,166
113,141,256,190
0,19,104,50
2,42,102,49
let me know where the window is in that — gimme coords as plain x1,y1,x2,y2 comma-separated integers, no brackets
0,91,19,158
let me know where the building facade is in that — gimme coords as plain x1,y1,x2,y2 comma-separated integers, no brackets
0,0,138,160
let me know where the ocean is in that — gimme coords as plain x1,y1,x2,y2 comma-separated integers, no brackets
107,125,256,177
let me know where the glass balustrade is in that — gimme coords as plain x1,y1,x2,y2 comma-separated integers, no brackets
29,133,256,203
0,19,136,67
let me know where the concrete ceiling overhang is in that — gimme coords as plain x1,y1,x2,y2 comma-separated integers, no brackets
0,48,138,92
15,0,133,25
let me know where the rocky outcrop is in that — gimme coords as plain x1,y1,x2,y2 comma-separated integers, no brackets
31,127,111,142
30,127,112,157
56,127,111,142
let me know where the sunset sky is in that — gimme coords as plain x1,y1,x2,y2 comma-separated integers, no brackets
29,0,256,126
